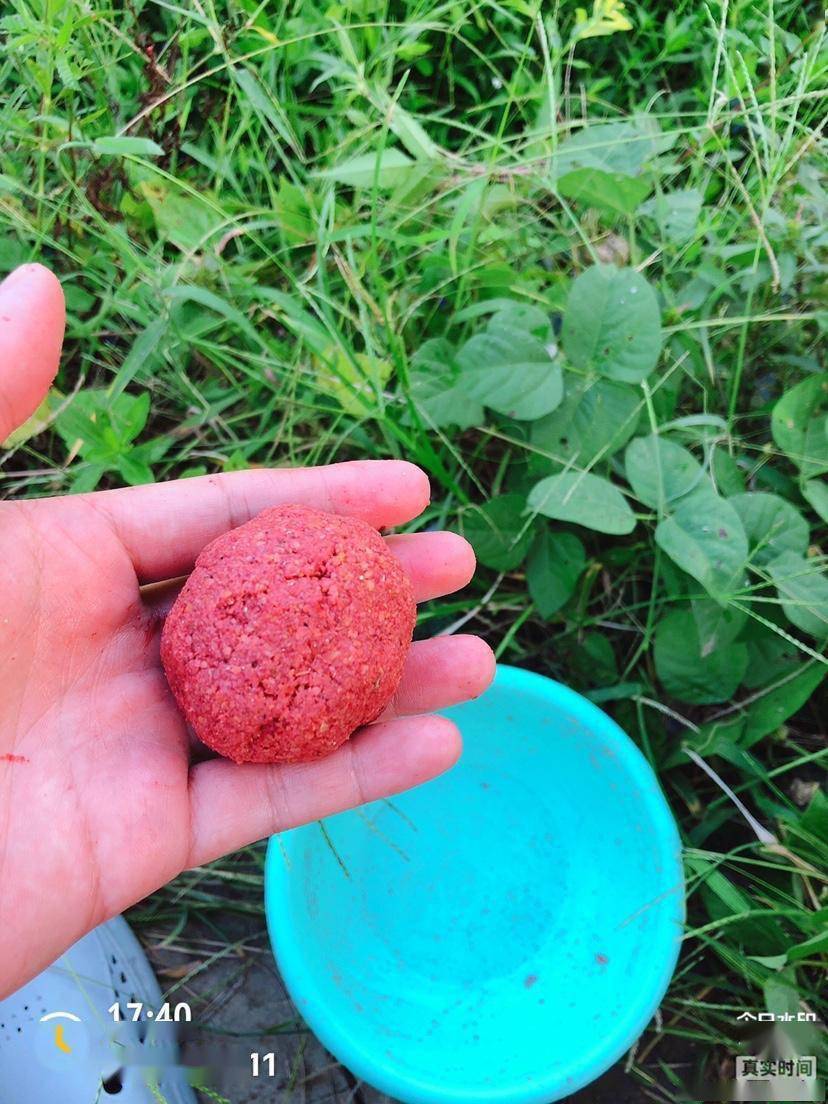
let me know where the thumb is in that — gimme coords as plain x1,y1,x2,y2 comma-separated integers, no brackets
0,263,66,443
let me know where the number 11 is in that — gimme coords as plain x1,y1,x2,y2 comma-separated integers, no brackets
250,1052,276,1077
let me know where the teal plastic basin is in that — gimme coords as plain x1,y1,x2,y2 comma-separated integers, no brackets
265,664,684,1103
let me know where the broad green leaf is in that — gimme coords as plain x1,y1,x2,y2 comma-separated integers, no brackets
655,488,748,602
526,530,586,618
456,326,562,420
557,167,651,216
487,302,552,342
742,663,826,746
138,180,222,251
408,337,483,429
625,434,702,510
528,471,636,534
729,492,809,566
223,449,249,472
93,135,164,158
315,148,415,189
566,631,618,687
113,391,151,442
453,297,549,328
692,598,747,656
711,447,746,496
460,494,533,571
117,454,154,485
531,377,640,466
552,118,668,179
55,391,110,454
70,462,107,493
787,929,828,964
639,187,703,245
63,284,95,313
802,478,828,522
55,390,150,462
771,372,828,478
562,265,662,383
655,609,748,704
660,558,695,599
742,621,800,688
133,435,171,466
766,551,828,638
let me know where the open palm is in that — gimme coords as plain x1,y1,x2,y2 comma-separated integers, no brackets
0,265,494,998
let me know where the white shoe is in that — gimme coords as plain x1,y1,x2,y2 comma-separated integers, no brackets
0,917,196,1104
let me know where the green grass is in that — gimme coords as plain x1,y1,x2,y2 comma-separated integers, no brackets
2,0,827,1099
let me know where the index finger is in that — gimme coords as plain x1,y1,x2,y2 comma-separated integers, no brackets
0,264,65,443
87,459,430,584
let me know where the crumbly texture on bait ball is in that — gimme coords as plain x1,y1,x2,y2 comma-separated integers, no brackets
160,504,416,764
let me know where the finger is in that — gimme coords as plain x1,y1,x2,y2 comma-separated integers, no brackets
140,530,476,627
0,264,65,442
384,531,476,601
186,713,461,867
89,460,431,584
142,527,476,618
378,634,495,720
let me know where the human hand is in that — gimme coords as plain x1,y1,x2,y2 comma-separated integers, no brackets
0,264,494,998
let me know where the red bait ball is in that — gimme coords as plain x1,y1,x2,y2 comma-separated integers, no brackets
160,504,416,764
